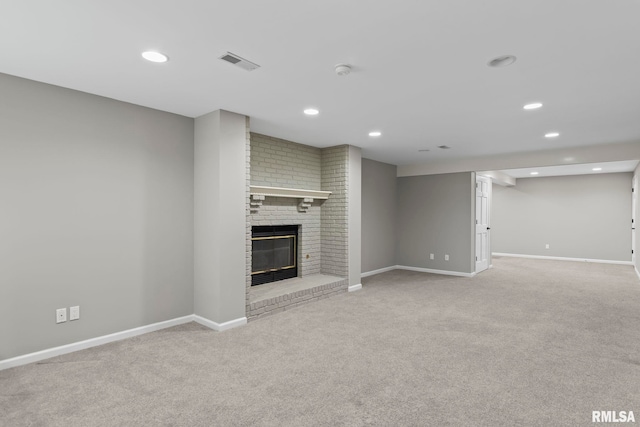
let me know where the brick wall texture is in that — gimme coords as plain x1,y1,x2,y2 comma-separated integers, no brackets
320,145,349,278
247,134,350,319
250,133,321,190
245,118,252,314
248,278,348,321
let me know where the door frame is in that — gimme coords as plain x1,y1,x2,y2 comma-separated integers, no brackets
475,174,492,273
633,174,637,264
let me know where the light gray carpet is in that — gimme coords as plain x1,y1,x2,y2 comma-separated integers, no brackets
2,257,640,426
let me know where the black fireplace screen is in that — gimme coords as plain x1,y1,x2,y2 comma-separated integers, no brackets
251,225,298,286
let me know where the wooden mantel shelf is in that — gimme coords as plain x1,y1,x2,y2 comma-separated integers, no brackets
250,185,331,200
250,185,331,213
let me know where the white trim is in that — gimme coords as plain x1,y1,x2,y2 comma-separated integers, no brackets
250,185,331,200
361,265,397,278
193,315,247,332
396,265,476,278
635,265,640,281
362,265,477,278
0,315,194,371
1,314,249,371
492,252,633,266
348,283,362,292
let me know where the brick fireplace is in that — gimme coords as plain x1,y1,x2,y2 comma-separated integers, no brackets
194,111,360,330
245,133,358,320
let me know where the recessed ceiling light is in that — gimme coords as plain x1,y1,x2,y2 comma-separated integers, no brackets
303,108,319,116
564,157,575,162
142,51,169,63
487,55,517,68
530,172,539,175
523,102,543,110
545,132,560,138
368,131,381,137
592,167,602,171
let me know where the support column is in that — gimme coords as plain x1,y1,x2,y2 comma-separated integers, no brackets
194,110,247,330
348,145,362,291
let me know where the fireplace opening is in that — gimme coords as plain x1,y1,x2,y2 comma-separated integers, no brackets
251,225,298,286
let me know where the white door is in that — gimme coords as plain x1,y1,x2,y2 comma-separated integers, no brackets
633,175,637,263
475,175,491,273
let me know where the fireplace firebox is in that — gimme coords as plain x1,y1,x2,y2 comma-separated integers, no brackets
251,225,298,286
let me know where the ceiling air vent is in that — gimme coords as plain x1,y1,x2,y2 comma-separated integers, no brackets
219,52,260,71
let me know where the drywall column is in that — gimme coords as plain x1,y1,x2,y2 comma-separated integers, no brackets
348,146,362,291
361,159,397,274
194,110,247,329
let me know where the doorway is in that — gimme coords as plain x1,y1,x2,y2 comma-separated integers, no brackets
475,175,491,273
633,175,637,264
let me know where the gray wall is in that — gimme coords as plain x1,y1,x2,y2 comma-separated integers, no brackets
194,110,248,324
0,73,194,360
396,172,475,274
361,158,397,273
492,173,632,261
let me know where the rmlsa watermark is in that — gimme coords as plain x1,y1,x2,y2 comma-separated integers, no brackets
592,411,635,423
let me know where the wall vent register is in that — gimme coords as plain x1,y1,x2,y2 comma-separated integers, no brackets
219,52,261,71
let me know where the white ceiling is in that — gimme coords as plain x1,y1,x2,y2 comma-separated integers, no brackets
499,160,640,179
2,1,640,167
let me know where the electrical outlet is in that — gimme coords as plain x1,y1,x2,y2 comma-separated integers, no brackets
545,244,550,249
430,253,434,260
56,308,67,324
445,254,450,261
70,306,80,321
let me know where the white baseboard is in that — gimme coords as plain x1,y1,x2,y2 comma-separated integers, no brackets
193,315,247,332
0,315,194,371
635,266,640,281
492,252,633,266
396,265,476,278
361,265,396,278
1,314,249,371
362,265,475,278
348,283,362,292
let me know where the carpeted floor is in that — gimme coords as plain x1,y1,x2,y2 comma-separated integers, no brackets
2,257,640,426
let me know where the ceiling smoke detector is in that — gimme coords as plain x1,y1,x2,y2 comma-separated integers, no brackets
219,52,260,71
335,64,351,76
488,55,517,68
